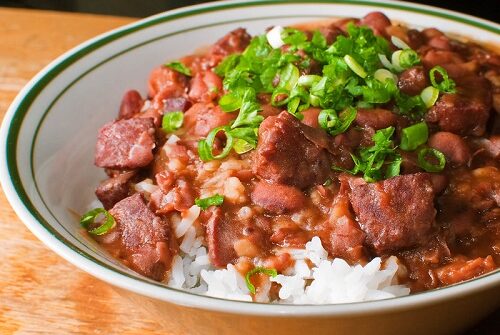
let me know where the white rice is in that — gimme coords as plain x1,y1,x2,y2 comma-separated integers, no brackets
167,207,411,304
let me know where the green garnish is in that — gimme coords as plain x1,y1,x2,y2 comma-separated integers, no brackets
80,208,115,235
195,194,224,210
429,66,456,93
198,126,234,161
162,111,184,133
336,126,401,182
417,147,446,172
245,267,278,294
165,61,192,76
400,122,428,151
318,107,357,136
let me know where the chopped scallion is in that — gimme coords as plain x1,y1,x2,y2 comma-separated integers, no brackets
417,147,446,172
245,267,278,294
429,66,456,93
420,86,440,108
374,69,398,83
198,126,234,161
391,36,411,50
344,55,367,78
80,208,115,235
318,107,357,136
400,122,429,151
162,111,184,133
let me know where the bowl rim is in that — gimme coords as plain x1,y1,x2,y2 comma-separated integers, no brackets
1,0,499,317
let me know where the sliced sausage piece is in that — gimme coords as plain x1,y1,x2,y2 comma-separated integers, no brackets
209,28,252,58
255,111,335,189
428,131,471,166
359,12,391,36
348,173,436,254
355,108,398,130
148,66,189,98
95,171,136,209
163,97,191,113
188,70,223,103
95,118,155,169
398,67,429,96
251,181,306,214
183,103,236,138
118,90,143,120
108,194,175,281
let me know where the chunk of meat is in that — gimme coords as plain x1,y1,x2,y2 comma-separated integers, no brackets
209,28,251,62
95,171,136,209
398,67,428,96
359,12,391,36
428,131,471,166
434,256,496,286
318,25,343,45
150,179,195,213
301,107,321,128
348,173,436,254
426,93,491,136
251,181,306,214
118,90,143,120
188,70,223,103
321,177,366,262
108,194,175,280
206,207,268,267
95,118,155,169
183,103,236,137
255,111,336,189
355,108,398,130
148,66,189,98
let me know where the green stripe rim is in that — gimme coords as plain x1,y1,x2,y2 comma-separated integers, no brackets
4,0,500,307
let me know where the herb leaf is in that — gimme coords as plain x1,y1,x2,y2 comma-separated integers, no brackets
165,61,191,76
195,194,224,210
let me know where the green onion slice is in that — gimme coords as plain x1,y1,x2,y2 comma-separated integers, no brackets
374,69,398,83
165,61,191,76
80,208,116,235
391,36,411,50
400,122,429,151
429,66,456,93
162,111,184,133
318,107,357,136
344,55,367,78
195,194,224,210
420,86,440,108
198,126,234,161
245,267,278,294
298,74,322,87
378,53,394,70
417,147,446,172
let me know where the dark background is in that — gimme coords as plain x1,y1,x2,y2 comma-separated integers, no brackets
0,0,497,334
0,0,498,22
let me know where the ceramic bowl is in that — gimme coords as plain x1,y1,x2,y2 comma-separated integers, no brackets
1,1,499,334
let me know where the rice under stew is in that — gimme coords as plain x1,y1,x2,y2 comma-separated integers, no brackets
82,12,500,304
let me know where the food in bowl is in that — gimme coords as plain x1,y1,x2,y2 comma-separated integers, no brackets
81,11,500,304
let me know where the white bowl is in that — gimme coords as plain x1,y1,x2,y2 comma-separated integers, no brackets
1,1,499,334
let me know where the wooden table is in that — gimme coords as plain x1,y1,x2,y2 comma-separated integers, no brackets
0,7,498,335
